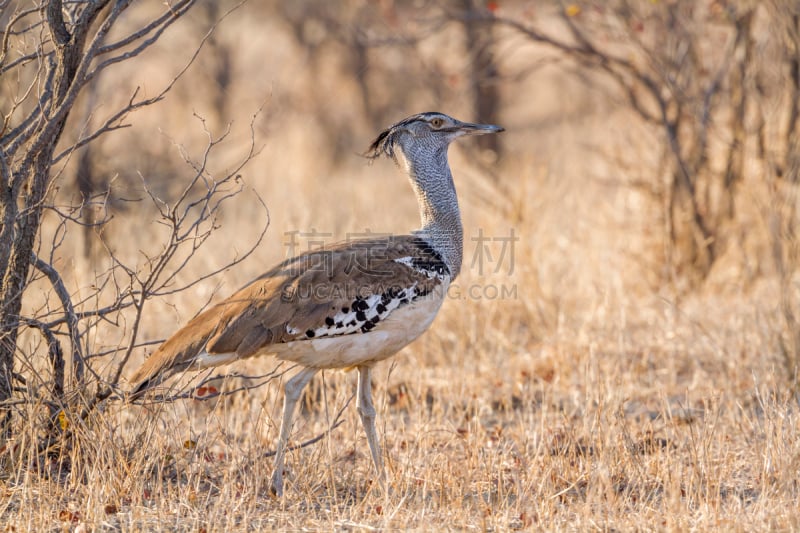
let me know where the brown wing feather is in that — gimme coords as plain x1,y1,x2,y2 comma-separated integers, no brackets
129,236,447,394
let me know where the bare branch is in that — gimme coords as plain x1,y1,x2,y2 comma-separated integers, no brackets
31,253,84,383
52,0,248,167
51,87,141,165
85,0,194,80
0,5,42,70
20,318,64,404
130,364,297,405
46,0,72,46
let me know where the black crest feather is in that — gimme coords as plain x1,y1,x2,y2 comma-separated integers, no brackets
364,112,441,163
365,126,397,161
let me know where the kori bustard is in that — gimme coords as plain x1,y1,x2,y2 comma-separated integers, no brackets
129,112,504,495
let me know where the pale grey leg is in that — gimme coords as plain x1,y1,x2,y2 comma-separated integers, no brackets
270,367,317,496
357,365,386,489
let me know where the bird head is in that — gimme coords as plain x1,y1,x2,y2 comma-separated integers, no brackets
366,112,504,164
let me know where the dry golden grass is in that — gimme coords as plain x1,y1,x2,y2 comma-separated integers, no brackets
3,4,800,531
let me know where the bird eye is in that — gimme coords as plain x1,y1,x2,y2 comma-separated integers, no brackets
430,117,444,128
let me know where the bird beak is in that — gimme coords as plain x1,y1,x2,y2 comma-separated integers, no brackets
456,121,505,136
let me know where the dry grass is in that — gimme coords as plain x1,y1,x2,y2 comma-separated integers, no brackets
3,3,800,531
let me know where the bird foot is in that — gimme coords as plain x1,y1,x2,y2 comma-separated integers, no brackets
269,471,285,498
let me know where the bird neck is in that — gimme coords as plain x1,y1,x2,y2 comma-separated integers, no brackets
400,146,463,278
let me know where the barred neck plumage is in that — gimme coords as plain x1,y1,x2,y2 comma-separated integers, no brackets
364,112,504,280
397,145,463,279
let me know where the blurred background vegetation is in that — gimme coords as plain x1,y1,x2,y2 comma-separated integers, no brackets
1,0,800,527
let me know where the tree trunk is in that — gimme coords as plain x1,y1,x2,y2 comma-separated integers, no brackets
462,0,501,155
0,0,95,430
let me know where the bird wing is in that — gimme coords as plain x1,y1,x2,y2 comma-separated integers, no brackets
129,236,449,393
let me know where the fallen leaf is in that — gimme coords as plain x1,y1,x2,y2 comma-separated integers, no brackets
58,510,80,523
57,411,68,431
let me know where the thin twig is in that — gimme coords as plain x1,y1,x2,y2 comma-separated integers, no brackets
263,394,354,458
129,365,296,405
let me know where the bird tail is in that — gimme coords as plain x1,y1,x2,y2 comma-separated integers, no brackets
126,300,231,400
127,337,198,401
127,353,173,401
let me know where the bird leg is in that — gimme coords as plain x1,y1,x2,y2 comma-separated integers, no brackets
357,365,386,490
270,366,318,497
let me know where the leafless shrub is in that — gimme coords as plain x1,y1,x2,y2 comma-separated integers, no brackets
0,0,273,469
476,0,799,384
